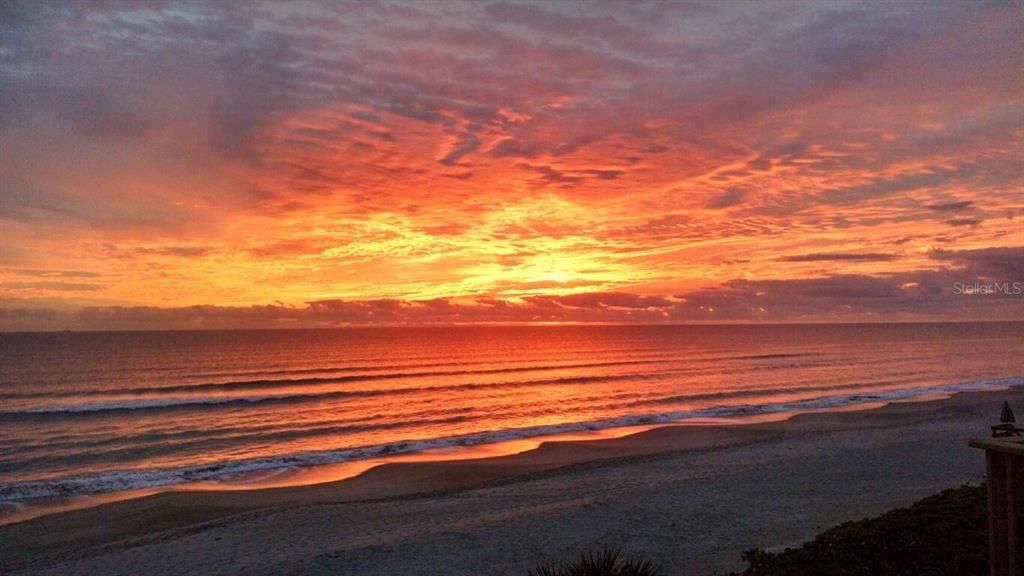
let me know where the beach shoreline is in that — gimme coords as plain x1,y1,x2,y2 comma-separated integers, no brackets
3,374,1013,529
2,384,1019,575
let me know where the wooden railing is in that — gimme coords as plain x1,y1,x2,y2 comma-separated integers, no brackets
969,436,1024,576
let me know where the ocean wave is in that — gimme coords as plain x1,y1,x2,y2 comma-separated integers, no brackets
640,375,927,407
0,352,830,401
0,358,679,401
2,375,1020,504
0,371,672,416
172,352,816,380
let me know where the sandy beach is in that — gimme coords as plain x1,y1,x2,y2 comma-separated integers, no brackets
1,385,1017,576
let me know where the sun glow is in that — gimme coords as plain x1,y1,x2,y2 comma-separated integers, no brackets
543,270,573,284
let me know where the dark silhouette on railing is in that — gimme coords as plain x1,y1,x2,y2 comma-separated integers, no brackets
994,401,1024,438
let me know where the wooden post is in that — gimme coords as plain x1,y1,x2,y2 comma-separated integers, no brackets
1009,455,1019,575
989,450,1010,576
970,438,1023,576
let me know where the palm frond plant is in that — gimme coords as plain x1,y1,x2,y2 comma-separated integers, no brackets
528,548,663,576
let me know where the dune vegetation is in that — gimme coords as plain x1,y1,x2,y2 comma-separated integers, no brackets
728,483,991,576
532,483,1005,576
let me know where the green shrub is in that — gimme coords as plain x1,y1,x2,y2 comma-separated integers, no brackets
730,483,991,576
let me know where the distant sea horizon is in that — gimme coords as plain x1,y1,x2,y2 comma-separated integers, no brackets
4,318,1022,334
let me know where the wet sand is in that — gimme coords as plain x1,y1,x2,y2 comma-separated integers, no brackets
1,386,1016,575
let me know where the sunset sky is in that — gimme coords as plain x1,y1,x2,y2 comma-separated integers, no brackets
1,0,1022,330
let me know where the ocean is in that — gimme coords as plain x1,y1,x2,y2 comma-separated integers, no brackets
1,323,1022,515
